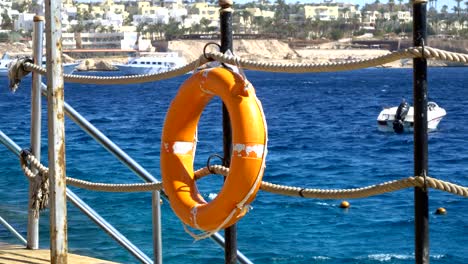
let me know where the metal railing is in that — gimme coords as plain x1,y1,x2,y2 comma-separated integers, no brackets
0,16,254,264
0,98,254,263
0,130,152,263
0,0,441,264
0,83,254,264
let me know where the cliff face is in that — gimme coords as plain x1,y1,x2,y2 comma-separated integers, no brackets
167,39,399,66
168,39,298,63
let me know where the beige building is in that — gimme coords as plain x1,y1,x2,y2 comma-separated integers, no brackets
244,7,275,19
303,5,340,21
189,2,218,22
100,0,128,19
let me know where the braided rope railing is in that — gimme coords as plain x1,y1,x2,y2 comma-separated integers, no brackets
20,151,468,198
206,46,468,73
22,57,210,85
19,46,468,85
20,151,163,192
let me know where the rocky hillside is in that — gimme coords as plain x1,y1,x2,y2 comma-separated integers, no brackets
167,39,403,66
168,39,299,63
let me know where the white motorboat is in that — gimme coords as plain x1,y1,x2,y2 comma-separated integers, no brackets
114,52,186,75
377,101,446,133
0,53,13,76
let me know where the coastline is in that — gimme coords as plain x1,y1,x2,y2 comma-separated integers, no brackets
0,40,459,71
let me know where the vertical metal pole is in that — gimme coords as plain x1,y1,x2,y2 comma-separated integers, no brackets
219,1,237,263
413,1,429,263
45,0,68,261
152,191,162,264
27,15,45,250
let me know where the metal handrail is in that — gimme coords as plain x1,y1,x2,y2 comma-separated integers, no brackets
0,130,152,263
0,215,27,246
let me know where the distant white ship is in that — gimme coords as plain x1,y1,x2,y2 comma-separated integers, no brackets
113,52,186,75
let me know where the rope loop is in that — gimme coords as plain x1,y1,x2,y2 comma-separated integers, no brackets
206,154,224,175
203,42,221,61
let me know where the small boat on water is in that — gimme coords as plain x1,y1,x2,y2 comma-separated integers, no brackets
0,53,13,76
113,52,186,75
377,100,446,133
0,53,79,77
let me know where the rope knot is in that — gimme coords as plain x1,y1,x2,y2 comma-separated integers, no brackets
20,148,32,162
19,149,49,217
8,57,33,93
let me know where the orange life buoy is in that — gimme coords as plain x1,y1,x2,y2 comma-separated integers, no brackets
161,67,267,235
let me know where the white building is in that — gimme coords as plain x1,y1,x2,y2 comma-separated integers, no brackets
14,13,35,32
102,13,124,28
0,0,12,9
133,7,170,25
396,11,412,23
168,7,188,23
62,31,152,51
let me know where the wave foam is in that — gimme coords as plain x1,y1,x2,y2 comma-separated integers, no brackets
366,254,413,261
208,193,217,200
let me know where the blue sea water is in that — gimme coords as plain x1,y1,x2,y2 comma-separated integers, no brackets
0,67,467,263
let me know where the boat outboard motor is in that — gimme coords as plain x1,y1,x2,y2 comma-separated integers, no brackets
393,100,410,133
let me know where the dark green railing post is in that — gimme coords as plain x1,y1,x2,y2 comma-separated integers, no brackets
219,0,236,263
412,0,429,263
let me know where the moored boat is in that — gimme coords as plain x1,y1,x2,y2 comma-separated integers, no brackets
113,52,186,75
377,100,446,133
0,53,13,76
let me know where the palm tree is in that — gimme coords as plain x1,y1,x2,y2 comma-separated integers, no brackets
441,4,449,17
200,18,211,33
191,23,202,34
398,0,403,11
0,10,12,30
252,16,265,33
455,0,463,17
274,0,289,22
241,10,252,33
388,0,395,12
